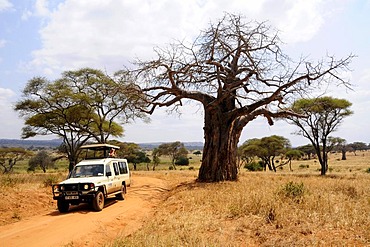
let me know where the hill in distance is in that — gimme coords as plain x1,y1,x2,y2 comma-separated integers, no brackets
0,139,204,150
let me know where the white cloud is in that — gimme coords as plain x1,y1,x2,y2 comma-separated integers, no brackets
0,0,12,12
21,0,55,20
28,0,348,76
0,88,23,139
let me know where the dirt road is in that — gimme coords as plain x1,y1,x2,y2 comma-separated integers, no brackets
0,176,169,247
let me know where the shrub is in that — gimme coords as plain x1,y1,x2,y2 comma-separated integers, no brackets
299,164,309,169
175,156,189,166
244,161,264,171
278,181,306,203
366,167,370,173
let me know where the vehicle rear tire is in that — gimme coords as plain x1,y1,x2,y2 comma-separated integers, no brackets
57,200,69,213
92,191,105,211
115,185,126,200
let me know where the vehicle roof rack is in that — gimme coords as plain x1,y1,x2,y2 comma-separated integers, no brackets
80,143,120,159
80,143,120,150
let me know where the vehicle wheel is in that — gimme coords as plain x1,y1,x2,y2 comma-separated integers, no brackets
92,191,105,211
115,185,126,200
57,200,69,213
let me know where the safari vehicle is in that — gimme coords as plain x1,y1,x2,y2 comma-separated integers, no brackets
52,144,131,213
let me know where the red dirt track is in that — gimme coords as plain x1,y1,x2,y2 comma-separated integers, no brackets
0,176,168,247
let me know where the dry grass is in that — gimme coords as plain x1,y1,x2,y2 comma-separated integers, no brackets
107,154,370,247
1,151,369,246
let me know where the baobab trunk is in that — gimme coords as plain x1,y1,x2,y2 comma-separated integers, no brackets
197,111,241,182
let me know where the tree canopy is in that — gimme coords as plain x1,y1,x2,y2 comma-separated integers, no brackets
134,13,354,182
15,68,147,170
156,141,188,170
239,135,291,172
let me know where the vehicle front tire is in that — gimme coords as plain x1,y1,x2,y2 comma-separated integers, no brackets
92,191,105,211
115,185,126,200
57,200,69,213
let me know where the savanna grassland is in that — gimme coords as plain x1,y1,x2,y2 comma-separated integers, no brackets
107,151,370,247
0,151,369,246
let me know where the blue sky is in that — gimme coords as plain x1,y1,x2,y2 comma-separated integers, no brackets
0,0,369,146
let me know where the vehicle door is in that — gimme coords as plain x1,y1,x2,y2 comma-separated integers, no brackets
105,163,115,194
118,161,130,184
112,162,122,192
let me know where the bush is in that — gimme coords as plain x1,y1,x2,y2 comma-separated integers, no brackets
244,161,264,171
366,167,370,173
278,181,306,203
175,156,189,166
299,164,309,169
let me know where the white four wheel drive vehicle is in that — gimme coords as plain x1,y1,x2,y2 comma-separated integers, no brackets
52,144,131,213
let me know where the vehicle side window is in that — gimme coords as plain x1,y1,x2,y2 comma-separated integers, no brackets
105,164,111,176
122,161,128,174
113,162,120,175
118,162,124,174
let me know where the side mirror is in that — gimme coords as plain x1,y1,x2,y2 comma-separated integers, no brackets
106,171,112,176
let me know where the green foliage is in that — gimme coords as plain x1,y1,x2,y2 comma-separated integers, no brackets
244,161,264,171
288,97,353,175
175,156,189,166
157,142,188,169
299,164,309,169
278,181,306,203
0,147,30,174
28,150,54,173
239,135,291,172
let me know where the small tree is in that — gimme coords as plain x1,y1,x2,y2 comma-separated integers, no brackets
282,149,304,171
156,141,188,170
28,150,54,173
296,144,316,160
0,147,29,174
287,97,353,175
110,141,150,170
152,148,161,171
239,135,290,172
328,137,347,160
347,142,368,155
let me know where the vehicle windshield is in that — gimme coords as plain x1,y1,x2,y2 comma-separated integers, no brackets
70,164,104,178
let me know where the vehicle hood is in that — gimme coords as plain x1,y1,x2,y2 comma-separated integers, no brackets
59,177,106,185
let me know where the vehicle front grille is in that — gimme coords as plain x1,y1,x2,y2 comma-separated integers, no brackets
63,184,81,191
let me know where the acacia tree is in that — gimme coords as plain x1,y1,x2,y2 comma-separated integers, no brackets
15,68,147,171
239,135,290,172
28,150,54,173
328,137,347,160
135,13,354,182
287,97,353,175
0,147,30,174
156,141,188,170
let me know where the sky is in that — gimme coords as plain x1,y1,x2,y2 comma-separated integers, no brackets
0,0,369,146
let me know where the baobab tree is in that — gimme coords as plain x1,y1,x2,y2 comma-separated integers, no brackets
134,13,354,182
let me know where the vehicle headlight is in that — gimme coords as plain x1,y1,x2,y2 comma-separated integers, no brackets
84,184,89,190
53,185,59,193
60,185,65,191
